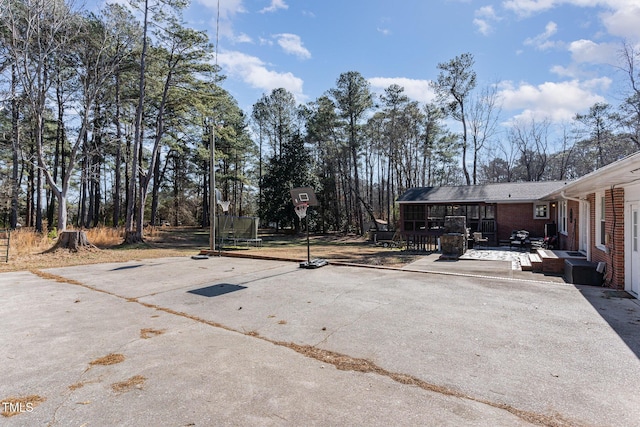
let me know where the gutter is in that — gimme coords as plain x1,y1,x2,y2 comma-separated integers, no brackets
560,191,583,203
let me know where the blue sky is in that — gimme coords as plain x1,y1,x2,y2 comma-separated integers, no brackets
115,1,640,126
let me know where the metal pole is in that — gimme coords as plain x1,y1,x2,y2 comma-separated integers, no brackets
209,123,216,251
306,212,310,264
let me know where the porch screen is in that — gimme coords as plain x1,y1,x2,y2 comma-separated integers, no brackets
404,205,425,232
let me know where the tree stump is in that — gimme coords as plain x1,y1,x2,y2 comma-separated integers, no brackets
53,231,94,252
124,231,144,244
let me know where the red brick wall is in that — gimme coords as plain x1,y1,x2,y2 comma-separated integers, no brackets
588,189,625,289
496,203,552,242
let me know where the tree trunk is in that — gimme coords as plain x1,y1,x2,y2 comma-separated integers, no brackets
51,230,94,252
10,65,20,229
113,74,122,227
124,230,144,244
36,164,43,232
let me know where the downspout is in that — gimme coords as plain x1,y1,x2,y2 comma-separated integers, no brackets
607,185,617,288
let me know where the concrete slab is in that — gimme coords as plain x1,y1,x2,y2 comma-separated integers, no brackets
2,256,639,426
404,251,568,283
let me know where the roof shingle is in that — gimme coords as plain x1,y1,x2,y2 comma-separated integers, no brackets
397,181,568,204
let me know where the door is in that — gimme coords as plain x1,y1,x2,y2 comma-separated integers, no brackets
579,201,589,256
629,204,640,297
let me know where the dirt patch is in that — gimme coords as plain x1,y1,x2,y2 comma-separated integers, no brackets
111,375,146,394
1,395,46,417
140,328,166,339
89,353,125,366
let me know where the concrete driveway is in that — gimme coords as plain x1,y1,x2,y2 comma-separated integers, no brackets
1,255,639,426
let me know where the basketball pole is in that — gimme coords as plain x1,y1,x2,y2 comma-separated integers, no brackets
306,210,310,265
209,122,215,252
209,0,220,253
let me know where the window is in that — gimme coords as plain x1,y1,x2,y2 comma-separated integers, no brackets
423,203,496,231
428,205,445,219
483,205,495,220
534,202,549,219
558,201,567,233
467,205,479,220
452,205,466,216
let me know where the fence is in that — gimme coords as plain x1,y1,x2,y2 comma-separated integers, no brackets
216,215,261,247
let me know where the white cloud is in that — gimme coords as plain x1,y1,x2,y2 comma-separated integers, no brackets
196,0,246,20
568,39,619,65
550,64,581,78
217,50,305,102
504,0,640,40
601,2,640,39
273,33,311,59
474,19,493,36
195,0,247,41
503,0,558,16
368,77,436,104
260,0,288,13
377,27,391,36
474,6,501,35
497,78,611,122
524,21,561,50
234,33,253,44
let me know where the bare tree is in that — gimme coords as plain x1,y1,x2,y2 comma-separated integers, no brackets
546,123,577,180
468,83,501,185
618,42,640,150
509,118,550,181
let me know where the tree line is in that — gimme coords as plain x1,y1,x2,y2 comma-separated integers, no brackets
1,0,639,239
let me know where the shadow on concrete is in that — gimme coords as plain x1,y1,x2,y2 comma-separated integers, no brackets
577,285,640,359
111,264,144,271
188,283,247,297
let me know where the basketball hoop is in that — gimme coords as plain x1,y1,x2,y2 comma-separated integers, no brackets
295,203,308,219
219,200,231,212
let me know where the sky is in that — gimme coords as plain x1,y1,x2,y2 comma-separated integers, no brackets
104,0,640,128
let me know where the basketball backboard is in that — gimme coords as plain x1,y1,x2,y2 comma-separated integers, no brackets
290,187,319,207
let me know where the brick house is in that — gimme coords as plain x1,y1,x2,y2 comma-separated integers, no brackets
397,181,567,247
544,152,640,296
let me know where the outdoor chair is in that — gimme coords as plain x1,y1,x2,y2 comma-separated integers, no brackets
473,232,489,248
509,230,530,251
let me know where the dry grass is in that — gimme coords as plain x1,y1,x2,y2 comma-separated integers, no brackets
1,395,46,417
89,353,125,366
226,233,420,267
68,382,85,391
0,227,419,272
0,227,199,272
140,328,166,339
111,375,146,394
